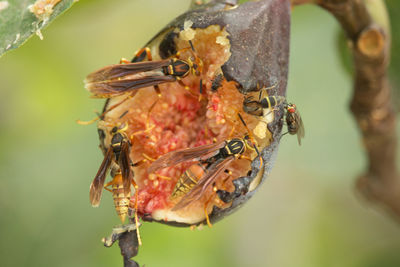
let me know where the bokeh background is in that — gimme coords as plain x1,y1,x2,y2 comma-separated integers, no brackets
1,0,400,266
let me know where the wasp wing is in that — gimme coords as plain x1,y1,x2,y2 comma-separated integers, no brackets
86,74,177,98
89,147,113,207
85,60,172,82
243,96,264,116
295,110,305,145
172,156,235,211
119,141,133,195
148,141,226,173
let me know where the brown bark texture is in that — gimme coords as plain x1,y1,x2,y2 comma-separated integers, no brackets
293,0,400,219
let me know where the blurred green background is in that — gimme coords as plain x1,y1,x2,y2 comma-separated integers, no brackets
1,0,400,266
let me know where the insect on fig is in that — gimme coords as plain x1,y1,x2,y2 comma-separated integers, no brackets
85,3,291,263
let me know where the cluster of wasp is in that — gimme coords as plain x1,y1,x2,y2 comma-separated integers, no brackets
81,38,304,244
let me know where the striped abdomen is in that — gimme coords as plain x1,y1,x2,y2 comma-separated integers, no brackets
111,174,130,223
260,96,285,109
172,164,206,198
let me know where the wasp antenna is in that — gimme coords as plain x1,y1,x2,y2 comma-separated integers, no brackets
237,113,255,140
237,113,245,126
237,113,262,167
130,180,142,246
142,153,157,162
145,99,158,129
148,99,159,113
198,79,204,102
264,82,279,91
188,40,196,52
237,113,252,139
76,116,100,125
119,110,129,119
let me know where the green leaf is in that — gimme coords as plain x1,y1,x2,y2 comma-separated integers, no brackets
0,0,75,58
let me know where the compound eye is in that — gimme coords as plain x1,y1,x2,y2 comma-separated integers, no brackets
97,129,106,140
111,126,118,133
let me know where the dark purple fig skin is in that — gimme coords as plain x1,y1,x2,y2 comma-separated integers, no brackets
150,0,290,95
135,0,291,226
97,2,291,266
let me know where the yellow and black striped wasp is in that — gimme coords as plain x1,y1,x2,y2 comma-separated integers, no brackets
89,123,133,207
243,92,305,145
148,114,262,213
85,41,203,99
89,122,143,243
77,41,203,125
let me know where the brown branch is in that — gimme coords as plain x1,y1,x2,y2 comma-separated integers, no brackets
102,223,140,267
292,0,400,218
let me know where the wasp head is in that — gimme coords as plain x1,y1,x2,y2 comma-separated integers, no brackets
187,55,203,76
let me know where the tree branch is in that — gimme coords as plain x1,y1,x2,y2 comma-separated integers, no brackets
292,0,400,218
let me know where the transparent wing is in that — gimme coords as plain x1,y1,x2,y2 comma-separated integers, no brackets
85,60,172,82
119,141,133,195
243,96,263,116
295,110,305,145
148,141,226,173
89,147,113,207
172,156,235,211
85,74,176,98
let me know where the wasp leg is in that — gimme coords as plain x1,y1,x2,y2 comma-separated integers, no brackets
238,155,252,161
175,46,194,57
131,153,156,168
228,124,236,139
104,180,115,193
155,174,172,180
119,58,131,64
77,91,134,126
129,178,142,246
131,47,152,62
204,124,209,139
221,106,242,139
204,192,215,228
177,79,197,98
279,131,289,142
130,47,161,97
259,82,279,97
130,99,158,140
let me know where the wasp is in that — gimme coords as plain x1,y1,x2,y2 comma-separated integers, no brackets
85,41,203,99
89,123,133,207
243,94,305,145
148,114,261,213
90,123,143,243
